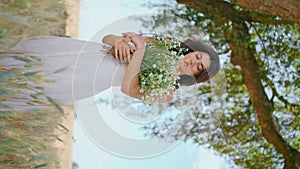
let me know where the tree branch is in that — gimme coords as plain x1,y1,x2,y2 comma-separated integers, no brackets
229,18,299,169
262,74,299,108
232,0,300,23
177,0,295,25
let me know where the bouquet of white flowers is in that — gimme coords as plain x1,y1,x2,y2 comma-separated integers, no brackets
139,36,189,104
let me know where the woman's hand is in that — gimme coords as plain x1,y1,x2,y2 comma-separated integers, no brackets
114,38,134,63
122,32,145,50
102,34,134,63
102,33,145,63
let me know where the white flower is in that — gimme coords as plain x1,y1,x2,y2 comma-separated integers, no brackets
138,36,185,104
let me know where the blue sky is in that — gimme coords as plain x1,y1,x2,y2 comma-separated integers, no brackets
73,0,231,168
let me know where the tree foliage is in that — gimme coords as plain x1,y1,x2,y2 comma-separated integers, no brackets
141,0,299,168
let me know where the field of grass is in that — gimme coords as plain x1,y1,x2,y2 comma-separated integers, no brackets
0,0,66,48
0,0,68,168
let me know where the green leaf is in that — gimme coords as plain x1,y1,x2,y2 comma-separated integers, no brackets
53,66,68,74
4,148,17,153
34,163,47,168
0,71,16,80
30,92,43,99
30,154,47,162
1,140,18,146
11,55,32,63
58,123,69,132
45,96,64,113
29,55,41,62
34,117,47,121
0,121,8,127
56,137,63,143
0,102,12,109
23,71,40,77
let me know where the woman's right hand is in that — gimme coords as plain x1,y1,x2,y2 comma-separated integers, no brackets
114,38,134,63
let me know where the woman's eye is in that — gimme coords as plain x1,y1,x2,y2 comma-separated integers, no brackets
196,53,202,60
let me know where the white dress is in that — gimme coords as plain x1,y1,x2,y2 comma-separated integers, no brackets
4,36,127,110
4,36,194,158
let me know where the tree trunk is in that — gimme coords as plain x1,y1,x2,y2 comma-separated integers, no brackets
229,21,299,169
233,0,300,23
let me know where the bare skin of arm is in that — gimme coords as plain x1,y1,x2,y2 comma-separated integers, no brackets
120,32,145,99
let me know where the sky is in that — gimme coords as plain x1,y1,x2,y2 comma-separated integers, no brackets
73,0,231,168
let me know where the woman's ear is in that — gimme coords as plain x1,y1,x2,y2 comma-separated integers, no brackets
178,75,197,86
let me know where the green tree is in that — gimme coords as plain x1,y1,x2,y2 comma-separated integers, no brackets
142,0,299,168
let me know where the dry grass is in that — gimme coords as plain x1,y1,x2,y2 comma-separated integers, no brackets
0,0,66,49
0,109,64,169
0,0,68,168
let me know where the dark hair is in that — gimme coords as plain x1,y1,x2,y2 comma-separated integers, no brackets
175,39,220,86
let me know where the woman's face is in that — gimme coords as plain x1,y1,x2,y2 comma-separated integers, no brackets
178,51,211,76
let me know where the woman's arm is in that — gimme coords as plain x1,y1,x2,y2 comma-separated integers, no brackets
121,33,174,103
102,34,123,45
102,34,156,63
120,33,145,99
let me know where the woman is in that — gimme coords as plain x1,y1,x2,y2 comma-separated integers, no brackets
6,32,219,109
103,32,220,103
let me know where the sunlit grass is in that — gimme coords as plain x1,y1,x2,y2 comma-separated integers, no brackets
0,109,63,169
0,0,66,49
0,0,68,168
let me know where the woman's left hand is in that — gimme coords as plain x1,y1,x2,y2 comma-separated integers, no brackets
114,38,134,63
